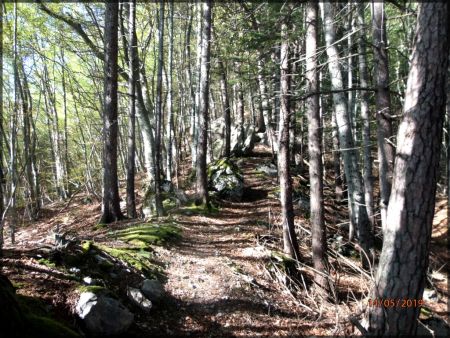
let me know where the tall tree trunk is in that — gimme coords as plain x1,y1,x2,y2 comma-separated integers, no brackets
357,3,374,230
372,1,395,231
126,0,137,219
306,1,329,292
153,0,165,216
9,1,18,244
320,2,374,266
192,3,203,169
219,60,231,158
368,3,449,334
166,0,174,181
99,1,124,224
278,18,300,261
0,2,4,251
196,0,212,207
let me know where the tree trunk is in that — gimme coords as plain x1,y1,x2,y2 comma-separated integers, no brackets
320,2,374,266
371,1,395,231
153,0,165,217
99,1,124,224
357,3,374,230
368,3,449,335
278,18,300,261
306,1,329,292
219,60,231,158
166,0,174,181
195,0,212,207
126,0,137,219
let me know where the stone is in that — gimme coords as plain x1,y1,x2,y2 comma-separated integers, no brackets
141,279,165,303
208,159,244,201
127,287,152,312
256,163,278,177
423,289,438,302
76,292,134,336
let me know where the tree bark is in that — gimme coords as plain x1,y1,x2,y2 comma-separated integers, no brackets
153,0,165,217
278,18,300,261
357,3,374,230
99,1,124,224
219,60,231,158
166,0,174,181
305,1,329,292
126,0,137,219
196,0,212,207
320,2,374,266
372,1,395,231
368,3,449,335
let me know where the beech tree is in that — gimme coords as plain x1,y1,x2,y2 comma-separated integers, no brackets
368,2,449,335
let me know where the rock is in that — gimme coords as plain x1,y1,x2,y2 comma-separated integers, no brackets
161,180,173,193
208,159,244,201
127,287,152,312
231,123,257,156
141,279,165,303
256,163,278,177
76,292,134,336
83,277,93,285
173,188,189,205
423,289,438,302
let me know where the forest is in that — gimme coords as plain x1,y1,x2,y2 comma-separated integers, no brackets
0,1,448,337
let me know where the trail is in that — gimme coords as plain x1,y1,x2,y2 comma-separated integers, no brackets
143,148,324,337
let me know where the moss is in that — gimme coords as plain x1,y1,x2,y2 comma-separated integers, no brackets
114,223,181,246
94,223,107,230
163,198,177,211
12,281,29,290
76,285,108,295
37,258,56,268
81,240,93,253
177,203,219,216
27,314,80,338
16,295,80,338
94,244,161,279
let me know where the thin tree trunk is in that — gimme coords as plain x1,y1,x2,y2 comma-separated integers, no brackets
320,2,374,266
357,3,374,230
166,0,174,181
278,18,300,261
219,60,231,158
126,0,137,219
195,0,212,207
372,1,395,231
153,0,165,217
306,1,329,292
368,3,449,334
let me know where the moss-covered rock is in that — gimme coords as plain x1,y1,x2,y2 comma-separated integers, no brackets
114,223,181,247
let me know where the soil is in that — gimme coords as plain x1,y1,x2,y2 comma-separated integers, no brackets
1,144,448,337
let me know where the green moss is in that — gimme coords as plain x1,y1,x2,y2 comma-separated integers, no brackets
114,223,181,246
16,295,80,338
76,285,107,294
177,203,219,216
38,258,56,268
81,240,93,253
94,223,107,230
163,198,177,210
27,314,80,338
94,244,161,279
12,281,29,290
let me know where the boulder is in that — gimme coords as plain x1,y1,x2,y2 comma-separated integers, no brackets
76,292,134,336
127,287,152,312
141,279,165,304
208,159,244,201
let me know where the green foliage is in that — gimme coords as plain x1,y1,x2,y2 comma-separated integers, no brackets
37,258,56,268
176,202,219,216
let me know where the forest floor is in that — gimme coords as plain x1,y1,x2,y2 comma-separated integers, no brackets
1,144,449,337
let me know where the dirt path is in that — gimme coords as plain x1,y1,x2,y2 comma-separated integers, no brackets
139,150,330,337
